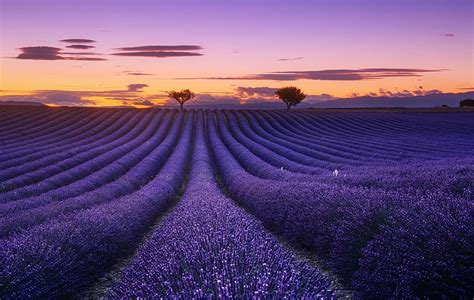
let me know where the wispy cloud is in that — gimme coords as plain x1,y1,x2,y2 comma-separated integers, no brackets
132,100,154,106
181,68,445,81
112,51,202,58
127,84,148,92
115,45,202,51
61,52,102,55
441,33,455,38
350,86,443,98
112,44,203,58
60,39,96,43
277,57,304,62
236,87,277,98
0,93,95,106
124,71,155,76
66,44,95,50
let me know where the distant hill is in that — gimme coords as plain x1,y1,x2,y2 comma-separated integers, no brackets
0,100,46,107
307,92,474,109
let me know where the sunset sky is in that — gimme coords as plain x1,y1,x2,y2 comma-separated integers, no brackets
1,0,473,107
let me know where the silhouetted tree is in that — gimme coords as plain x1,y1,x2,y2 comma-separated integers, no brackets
168,89,195,110
275,87,306,110
460,99,474,107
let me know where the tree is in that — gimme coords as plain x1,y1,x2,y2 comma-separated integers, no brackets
459,99,474,107
168,89,195,110
275,87,306,110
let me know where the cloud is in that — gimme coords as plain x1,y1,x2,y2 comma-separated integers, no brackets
133,100,154,106
127,84,148,92
14,46,106,61
66,44,95,50
182,68,445,81
1,83,155,107
441,33,455,38
112,44,203,58
41,92,95,105
60,39,96,43
0,93,95,106
115,45,202,51
277,57,304,62
65,57,107,61
124,71,154,76
305,93,336,103
62,52,102,55
237,86,277,98
112,51,202,58
458,87,474,90
15,46,63,60
351,87,443,98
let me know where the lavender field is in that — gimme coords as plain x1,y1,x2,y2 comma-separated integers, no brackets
0,106,473,298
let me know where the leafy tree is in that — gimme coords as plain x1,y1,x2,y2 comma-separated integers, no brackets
459,99,474,107
275,87,306,110
168,89,195,110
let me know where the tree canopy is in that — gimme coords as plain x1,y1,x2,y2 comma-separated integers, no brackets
168,89,195,110
275,87,306,110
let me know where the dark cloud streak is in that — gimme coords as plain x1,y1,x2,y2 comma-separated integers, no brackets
15,46,63,60
116,45,202,51
112,51,202,58
60,39,96,43
66,44,95,49
14,46,106,61
183,68,445,81
277,57,304,61
127,84,149,92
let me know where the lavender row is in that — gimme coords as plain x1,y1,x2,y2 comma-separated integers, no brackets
231,111,363,167
207,110,320,181
0,109,140,186
0,108,110,152
0,108,116,156
208,111,474,298
216,111,322,174
0,107,90,144
0,109,165,202
0,111,187,238
0,109,131,168
297,111,474,153
250,110,398,161
107,111,334,298
281,111,442,155
0,107,67,136
270,111,438,158
0,107,41,127
0,111,193,298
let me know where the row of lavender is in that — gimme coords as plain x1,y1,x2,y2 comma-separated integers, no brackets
209,110,473,298
0,108,333,298
1,108,190,297
107,112,333,298
0,106,473,298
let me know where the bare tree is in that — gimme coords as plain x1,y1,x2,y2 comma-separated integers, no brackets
275,87,306,110
168,89,195,110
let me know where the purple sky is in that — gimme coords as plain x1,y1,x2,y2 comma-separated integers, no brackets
1,0,472,106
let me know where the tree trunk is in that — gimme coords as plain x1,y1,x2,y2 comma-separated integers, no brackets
180,103,183,110
287,103,291,111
